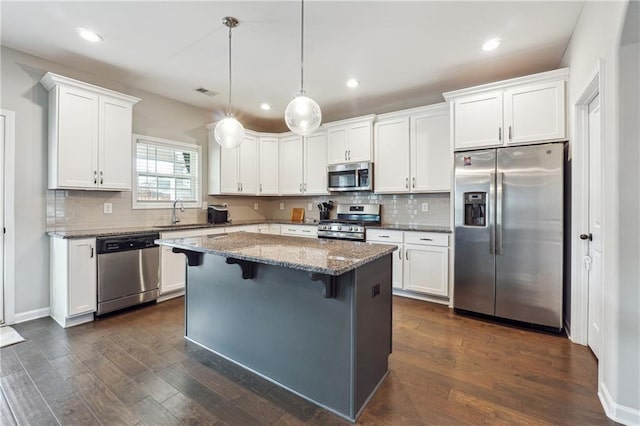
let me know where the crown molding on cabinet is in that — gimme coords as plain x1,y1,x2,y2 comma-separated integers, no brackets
39,72,141,104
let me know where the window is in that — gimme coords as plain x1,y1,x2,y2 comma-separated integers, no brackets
132,134,202,209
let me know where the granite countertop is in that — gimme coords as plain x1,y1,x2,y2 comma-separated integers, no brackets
48,220,451,239
47,219,319,239
156,232,398,276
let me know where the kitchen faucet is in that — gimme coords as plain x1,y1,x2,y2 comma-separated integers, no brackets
171,199,185,224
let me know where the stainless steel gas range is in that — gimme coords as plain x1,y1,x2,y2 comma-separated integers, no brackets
317,204,381,241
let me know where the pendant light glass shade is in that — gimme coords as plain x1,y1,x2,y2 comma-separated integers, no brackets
215,17,245,149
285,0,321,136
285,91,322,136
214,115,245,149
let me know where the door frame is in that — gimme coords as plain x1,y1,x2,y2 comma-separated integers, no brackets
1,109,16,325
569,60,604,345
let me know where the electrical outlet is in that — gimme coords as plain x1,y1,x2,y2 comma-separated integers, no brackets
421,202,429,212
307,203,313,211
103,203,112,214
254,202,259,210
202,201,207,209
279,202,285,210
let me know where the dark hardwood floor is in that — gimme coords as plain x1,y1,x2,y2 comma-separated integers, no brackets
1,296,613,425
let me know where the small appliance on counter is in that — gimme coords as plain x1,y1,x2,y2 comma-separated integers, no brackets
207,204,229,224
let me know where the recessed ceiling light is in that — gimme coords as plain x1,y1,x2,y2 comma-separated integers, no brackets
482,38,501,51
346,79,360,88
77,28,103,43
260,103,272,111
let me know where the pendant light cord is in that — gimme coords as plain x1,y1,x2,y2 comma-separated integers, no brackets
228,25,233,115
300,0,305,92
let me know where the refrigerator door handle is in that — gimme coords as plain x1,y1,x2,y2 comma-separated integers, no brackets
489,172,496,255
496,172,504,255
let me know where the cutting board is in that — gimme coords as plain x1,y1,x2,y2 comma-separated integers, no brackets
291,208,305,222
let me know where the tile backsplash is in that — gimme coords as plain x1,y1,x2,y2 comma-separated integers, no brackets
47,190,451,231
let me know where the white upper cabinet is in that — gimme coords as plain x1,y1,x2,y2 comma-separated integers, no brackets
444,68,568,151
259,137,279,195
218,133,259,195
326,116,375,164
40,73,140,190
375,103,451,193
279,130,328,196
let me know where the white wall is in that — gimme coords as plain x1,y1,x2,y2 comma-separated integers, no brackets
561,0,640,423
0,46,216,316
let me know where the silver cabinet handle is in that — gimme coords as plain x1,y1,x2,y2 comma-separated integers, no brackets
241,182,243,192
99,171,103,185
304,182,307,191
345,150,348,160
348,149,351,160
90,245,94,258
405,177,409,189
398,248,402,260
378,235,389,238
299,183,303,193
405,249,409,261
94,171,97,184
498,127,502,141
496,172,504,255
260,183,263,193
412,177,415,189
508,125,512,141
302,230,311,233
489,172,496,254
419,238,433,241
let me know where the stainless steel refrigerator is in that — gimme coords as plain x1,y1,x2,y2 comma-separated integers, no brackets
454,143,564,330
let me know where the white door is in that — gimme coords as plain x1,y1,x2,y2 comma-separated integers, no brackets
259,137,279,195
327,126,348,164
99,96,133,190
68,239,97,316
219,146,239,193
453,90,503,150
347,121,372,162
587,94,603,359
403,244,448,296
238,135,258,194
412,111,451,192
0,113,4,323
374,117,410,193
279,135,304,195
303,131,328,194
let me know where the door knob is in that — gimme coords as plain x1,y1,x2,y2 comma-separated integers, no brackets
579,233,593,241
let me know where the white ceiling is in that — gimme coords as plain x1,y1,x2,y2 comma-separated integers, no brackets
1,1,584,132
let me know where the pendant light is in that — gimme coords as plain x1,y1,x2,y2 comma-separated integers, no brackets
284,0,322,136
214,16,245,149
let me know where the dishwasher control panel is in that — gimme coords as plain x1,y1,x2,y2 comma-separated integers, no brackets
96,233,159,254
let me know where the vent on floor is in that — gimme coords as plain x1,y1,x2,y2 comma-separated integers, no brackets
194,87,218,97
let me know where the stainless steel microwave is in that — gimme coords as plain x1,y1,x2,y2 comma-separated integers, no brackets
327,162,373,192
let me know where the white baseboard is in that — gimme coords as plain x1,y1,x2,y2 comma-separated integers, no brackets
599,382,640,425
14,307,51,324
392,289,449,306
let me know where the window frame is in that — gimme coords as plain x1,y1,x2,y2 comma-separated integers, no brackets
131,133,202,210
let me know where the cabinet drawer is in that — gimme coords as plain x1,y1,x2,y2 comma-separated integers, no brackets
366,229,403,243
404,232,448,247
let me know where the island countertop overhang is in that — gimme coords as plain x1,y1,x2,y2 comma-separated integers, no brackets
155,231,398,276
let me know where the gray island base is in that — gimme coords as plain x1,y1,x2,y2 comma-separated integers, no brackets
156,232,396,422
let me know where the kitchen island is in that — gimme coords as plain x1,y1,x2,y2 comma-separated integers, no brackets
156,232,396,422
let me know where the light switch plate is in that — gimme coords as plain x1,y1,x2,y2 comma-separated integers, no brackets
307,203,313,211
421,202,429,212
103,203,112,214
279,202,284,210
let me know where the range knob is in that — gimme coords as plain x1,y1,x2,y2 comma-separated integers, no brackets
337,226,342,231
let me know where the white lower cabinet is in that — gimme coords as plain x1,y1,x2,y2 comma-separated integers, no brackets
50,237,97,328
281,224,318,238
268,224,281,235
160,228,225,297
227,225,259,233
367,230,450,299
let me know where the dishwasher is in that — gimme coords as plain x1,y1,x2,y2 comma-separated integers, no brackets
96,233,160,315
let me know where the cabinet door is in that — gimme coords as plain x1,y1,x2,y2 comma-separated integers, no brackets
327,126,348,164
304,131,328,194
220,146,239,193
68,238,97,316
160,245,186,294
279,135,304,195
504,80,566,145
238,135,258,194
375,117,410,193
370,241,404,289
259,137,279,194
57,86,99,188
347,121,373,162
411,110,451,192
453,91,503,150
403,244,448,296
98,96,133,190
